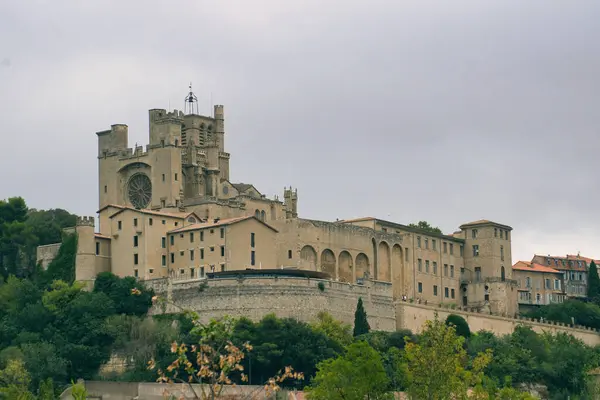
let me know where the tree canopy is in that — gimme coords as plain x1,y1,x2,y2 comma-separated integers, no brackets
588,261,600,303
407,221,443,234
353,297,370,337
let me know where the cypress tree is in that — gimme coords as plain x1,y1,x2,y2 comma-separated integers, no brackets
588,260,600,303
353,297,370,337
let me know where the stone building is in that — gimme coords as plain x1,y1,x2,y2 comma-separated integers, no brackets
38,88,518,317
512,261,565,308
530,254,591,298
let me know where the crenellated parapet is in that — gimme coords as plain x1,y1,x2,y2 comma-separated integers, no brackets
76,216,95,227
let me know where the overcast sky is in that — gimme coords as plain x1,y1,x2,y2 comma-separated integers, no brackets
1,0,599,263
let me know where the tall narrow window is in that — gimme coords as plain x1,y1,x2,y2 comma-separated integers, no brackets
220,246,225,257
95,242,100,255
162,237,166,248
190,250,195,261
501,266,506,281
251,250,256,266
134,254,139,265
250,233,255,248
500,245,504,261
133,235,138,247
450,265,454,278
220,228,225,238
190,232,194,243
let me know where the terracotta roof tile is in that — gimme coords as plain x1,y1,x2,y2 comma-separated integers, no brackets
513,261,562,274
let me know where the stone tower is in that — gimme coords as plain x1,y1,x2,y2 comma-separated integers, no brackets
459,220,518,316
74,216,97,289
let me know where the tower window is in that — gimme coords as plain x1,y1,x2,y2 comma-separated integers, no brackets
175,173,178,181
104,185,107,193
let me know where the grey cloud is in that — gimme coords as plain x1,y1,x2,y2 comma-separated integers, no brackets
1,0,599,263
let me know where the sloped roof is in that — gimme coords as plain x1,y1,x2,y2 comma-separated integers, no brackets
513,261,562,274
108,206,199,220
459,219,513,230
167,215,278,234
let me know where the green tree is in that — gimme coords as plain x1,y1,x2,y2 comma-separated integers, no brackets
588,261,600,303
310,311,353,347
39,233,77,285
232,314,342,385
94,272,154,316
408,221,443,234
446,314,471,338
404,316,492,399
0,359,35,399
305,341,392,400
353,297,370,337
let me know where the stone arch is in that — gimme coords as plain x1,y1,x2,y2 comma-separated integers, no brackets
254,209,260,219
355,253,370,282
260,210,266,221
392,244,404,299
377,241,391,282
338,251,353,283
320,249,336,279
372,238,378,279
299,245,317,271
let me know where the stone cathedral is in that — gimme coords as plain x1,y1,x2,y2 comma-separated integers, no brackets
37,87,519,319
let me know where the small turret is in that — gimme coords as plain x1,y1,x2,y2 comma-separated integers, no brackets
283,186,299,218
74,215,97,290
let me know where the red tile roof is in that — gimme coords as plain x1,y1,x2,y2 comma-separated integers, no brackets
513,261,562,274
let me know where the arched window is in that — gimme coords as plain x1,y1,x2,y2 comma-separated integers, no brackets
501,266,506,282
536,293,541,304
260,210,266,221
254,209,260,219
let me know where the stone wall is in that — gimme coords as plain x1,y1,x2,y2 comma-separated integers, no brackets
146,276,396,331
144,276,600,346
397,302,600,346
36,243,61,270
59,380,294,400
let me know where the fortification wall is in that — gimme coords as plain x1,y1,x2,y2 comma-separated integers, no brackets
144,276,600,346
397,302,600,346
36,243,61,270
146,276,396,331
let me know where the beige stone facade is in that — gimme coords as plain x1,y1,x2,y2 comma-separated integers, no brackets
38,92,519,319
513,261,565,306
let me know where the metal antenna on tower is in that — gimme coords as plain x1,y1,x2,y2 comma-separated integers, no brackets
184,82,199,115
